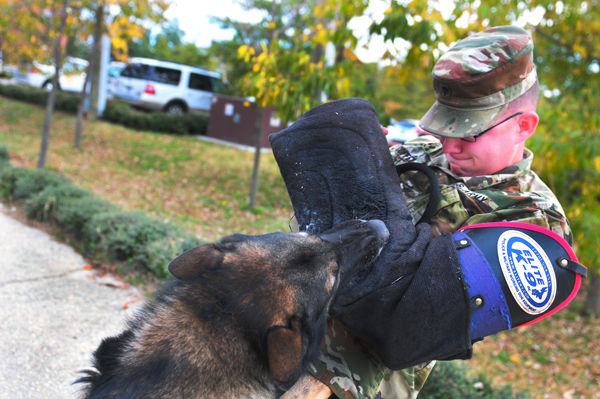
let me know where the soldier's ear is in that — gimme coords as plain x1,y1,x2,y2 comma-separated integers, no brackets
515,111,538,143
168,244,223,280
266,317,306,387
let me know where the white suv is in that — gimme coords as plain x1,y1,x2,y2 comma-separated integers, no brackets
115,58,224,116
12,56,88,92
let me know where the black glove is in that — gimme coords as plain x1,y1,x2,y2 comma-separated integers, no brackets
269,98,473,369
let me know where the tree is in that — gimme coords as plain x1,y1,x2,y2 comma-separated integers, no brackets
369,0,600,314
235,0,371,123
212,0,372,207
128,19,213,68
1,0,84,168
73,0,168,150
74,1,103,148
87,0,169,119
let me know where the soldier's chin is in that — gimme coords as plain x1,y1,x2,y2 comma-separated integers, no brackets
449,163,472,177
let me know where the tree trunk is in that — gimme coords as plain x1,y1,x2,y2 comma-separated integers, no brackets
74,66,91,149
74,3,104,148
87,4,104,120
38,70,60,168
248,106,264,209
583,274,600,316
38,0,69,168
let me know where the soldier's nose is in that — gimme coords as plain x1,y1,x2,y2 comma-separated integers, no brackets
441,137,464,153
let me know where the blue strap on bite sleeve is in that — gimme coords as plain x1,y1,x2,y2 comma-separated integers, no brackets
453,231,511,341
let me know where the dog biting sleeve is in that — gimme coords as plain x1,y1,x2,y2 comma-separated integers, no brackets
269,98,473,369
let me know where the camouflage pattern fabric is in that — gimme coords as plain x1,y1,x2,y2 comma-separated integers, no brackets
308,135,571,399
419,26,537,138
308,319,435,399
391,135,572,244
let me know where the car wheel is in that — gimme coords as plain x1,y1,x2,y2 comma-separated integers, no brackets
42,80,60,91
165,102,186,115
42,81,53,91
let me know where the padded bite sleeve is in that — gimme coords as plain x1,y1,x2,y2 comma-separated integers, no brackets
269,98,473,369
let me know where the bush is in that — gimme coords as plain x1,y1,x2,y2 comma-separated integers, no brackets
83,210,177,262
13,168,70,200
0,83,79,113
137,234,203,278
0,85,208,135
25,184,92,222
0,167,32,201
23,184,116,236
55,196,117,236
102,100,208,135
0,147,202,279
420,361,531,399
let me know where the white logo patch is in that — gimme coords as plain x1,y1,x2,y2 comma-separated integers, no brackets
497,231,557,315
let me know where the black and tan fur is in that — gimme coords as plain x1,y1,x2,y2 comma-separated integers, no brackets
77,219,388,399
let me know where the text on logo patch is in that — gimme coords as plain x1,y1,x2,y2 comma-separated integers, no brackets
497,230,557,315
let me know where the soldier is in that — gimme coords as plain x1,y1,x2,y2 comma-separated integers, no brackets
280,26,577,399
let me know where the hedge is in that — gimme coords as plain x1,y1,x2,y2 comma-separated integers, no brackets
101,101,208,136
0,146,202,278
0,83,208,135
0,83,80,113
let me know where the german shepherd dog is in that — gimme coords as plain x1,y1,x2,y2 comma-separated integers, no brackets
77,219,389,398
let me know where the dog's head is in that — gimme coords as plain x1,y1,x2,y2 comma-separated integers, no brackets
168,219,388,387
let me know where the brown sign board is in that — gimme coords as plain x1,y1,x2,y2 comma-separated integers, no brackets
206,95,289,149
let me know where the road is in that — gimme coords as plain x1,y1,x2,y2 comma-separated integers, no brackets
0,206,141,399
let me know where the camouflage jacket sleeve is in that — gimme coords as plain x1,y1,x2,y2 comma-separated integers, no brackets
390,136,573,245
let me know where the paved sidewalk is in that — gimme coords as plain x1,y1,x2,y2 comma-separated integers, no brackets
0,207,141,398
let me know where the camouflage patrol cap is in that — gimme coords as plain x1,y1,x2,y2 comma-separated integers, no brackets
419,25,537,138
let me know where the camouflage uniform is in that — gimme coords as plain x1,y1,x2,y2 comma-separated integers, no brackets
308,137,571,399
307,26,571,399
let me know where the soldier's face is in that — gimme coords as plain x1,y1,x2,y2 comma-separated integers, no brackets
439,117,525,177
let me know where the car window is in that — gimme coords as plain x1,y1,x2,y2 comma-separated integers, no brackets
209,77,224,94
152,67,181,85
121,63,152,79
108,67,122,77
62,62,74,74
188,73,213,92
73,62,87,73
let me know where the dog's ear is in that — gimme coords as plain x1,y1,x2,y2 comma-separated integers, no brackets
168,244,223,280
266,317,305,386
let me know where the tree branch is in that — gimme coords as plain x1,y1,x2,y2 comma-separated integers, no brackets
530,24,596,64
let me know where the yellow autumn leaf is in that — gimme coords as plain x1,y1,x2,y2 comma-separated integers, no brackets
238,45,249,57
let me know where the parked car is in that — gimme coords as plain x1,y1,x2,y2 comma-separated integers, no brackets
386,118,421,145
12,56,89,92
107,61,126,99
114,57,224,116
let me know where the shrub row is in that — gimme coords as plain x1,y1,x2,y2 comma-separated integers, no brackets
0,82,80,113
101,100,208,135
0,146,202,278
0,83,208,135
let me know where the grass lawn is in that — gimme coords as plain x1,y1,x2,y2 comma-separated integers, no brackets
0,95,598,399
0,96,292,242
